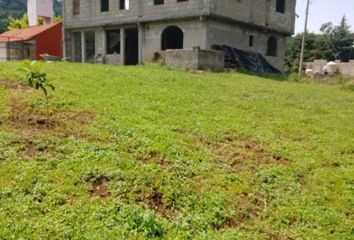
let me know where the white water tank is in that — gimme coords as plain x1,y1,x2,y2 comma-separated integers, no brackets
324,61,338,75
305,69,313,77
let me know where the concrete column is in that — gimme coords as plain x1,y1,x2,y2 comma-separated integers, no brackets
201,17,208,49
63,32,66,61
95,29,105,56
120,28,125,65
265,0,270,26
138,0,143,17
101,29,106,56
198,0,204,12
138,24,144,64
62,0,67,60
71,32,75,62
81,31,85,63
250,0,255,24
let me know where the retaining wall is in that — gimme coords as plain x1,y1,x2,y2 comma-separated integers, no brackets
165,47,224,72
305,60,354,77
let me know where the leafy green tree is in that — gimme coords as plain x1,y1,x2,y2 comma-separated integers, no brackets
285,33,330,72
328,16,354,61
7,14,28,30
286,16,354,72
7,14,63,31
0,19,9,33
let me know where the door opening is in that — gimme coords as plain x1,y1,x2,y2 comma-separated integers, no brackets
125,28,138,65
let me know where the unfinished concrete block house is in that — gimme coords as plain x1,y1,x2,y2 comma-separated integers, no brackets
63,0,296,70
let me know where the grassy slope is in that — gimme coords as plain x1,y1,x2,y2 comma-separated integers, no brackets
0,62,353,239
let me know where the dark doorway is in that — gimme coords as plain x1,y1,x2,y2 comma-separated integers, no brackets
85,31,96,63
73,32,82,62
266,36,278,57
161,26,184,50
125,28,139,65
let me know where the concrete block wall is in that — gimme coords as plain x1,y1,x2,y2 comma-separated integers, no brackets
142,0,204,18
0,42,7,61
165,46,224,72
338,60,354,77
64,0,206,29
197,47,224,72
65,18,206,64
267,0,296,34
65,1,296,35
105,54,121,65
209,0,296,34
206,20,286,70
143,19,206,62
0,42,35,61
166,49,199,71
65,0,140,28
305,60,354,77
63,0,295,69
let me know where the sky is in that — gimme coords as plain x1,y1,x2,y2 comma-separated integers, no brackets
295,0,354,34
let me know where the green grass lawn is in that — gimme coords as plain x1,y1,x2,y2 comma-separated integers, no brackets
0,61,353,239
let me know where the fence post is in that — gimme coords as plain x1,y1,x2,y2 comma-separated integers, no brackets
7,38,10,61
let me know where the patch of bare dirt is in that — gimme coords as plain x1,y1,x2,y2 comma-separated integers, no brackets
2,80,95,140
10,97,56,130
2,84,96,157
200,134,290,173
8,96,95,140
89,176,112,198
135,187,167,217
148,191,165,216
16,138,56,158
224,192,267,229
56,111,96,126
20,139,37,157
0,79,29,90
265,234,294,240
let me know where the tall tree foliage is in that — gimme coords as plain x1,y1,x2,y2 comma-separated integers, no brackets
7,14,29,30
286,16,354,72
7,14,63,30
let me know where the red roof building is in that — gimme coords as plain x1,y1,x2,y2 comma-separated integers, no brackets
0,22,62,61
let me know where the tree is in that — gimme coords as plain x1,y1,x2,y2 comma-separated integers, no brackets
328,16,354,61
7,14,28,30
0,19,9,33
7,14,63,30
286,16,354,72
285,33,330,72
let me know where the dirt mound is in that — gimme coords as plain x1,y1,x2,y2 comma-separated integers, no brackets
89,176,112,198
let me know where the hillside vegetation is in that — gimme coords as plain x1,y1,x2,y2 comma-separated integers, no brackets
286,16,354,73
0,62,353,239
0,0,62,32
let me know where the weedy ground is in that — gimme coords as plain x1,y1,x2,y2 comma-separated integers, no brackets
0,61,353,239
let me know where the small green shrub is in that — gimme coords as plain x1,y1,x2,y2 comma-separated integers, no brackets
117,205,165,237
22,61,55,126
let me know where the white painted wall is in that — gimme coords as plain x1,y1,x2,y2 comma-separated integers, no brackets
28,0,53,26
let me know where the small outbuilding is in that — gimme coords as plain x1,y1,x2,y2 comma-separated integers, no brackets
0,22,62,62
